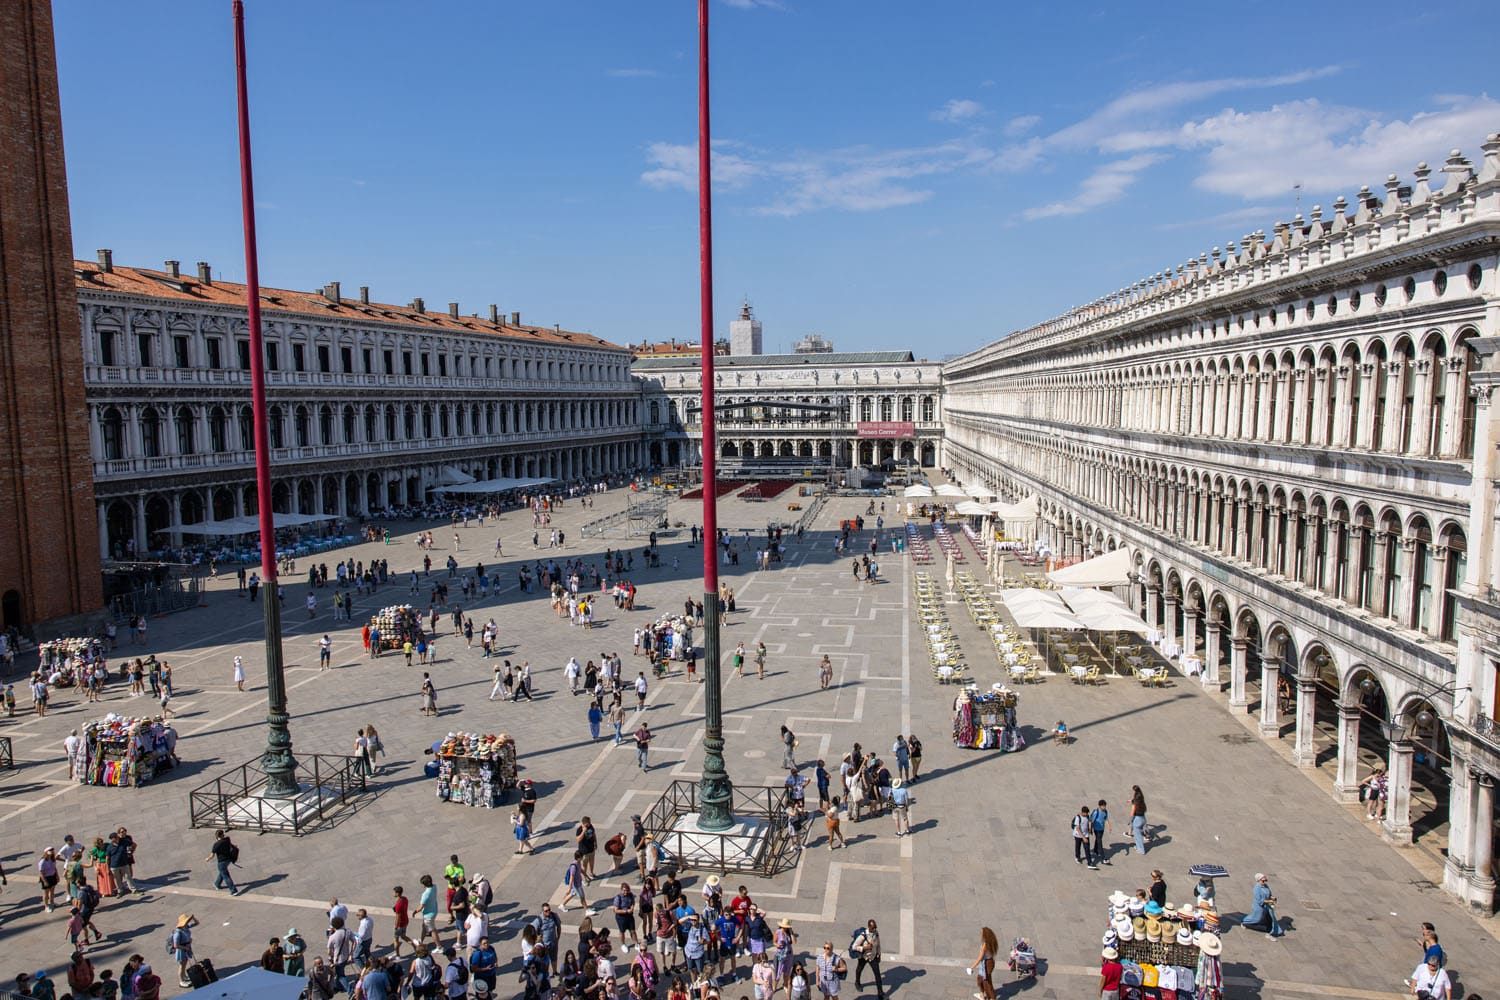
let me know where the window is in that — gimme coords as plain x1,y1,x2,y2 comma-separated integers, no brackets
343,406,356,442
317,345,331,373
140,408,161,457
294,406,310,447
319,405,334,444
238,340,252,370
382,350,393,375
292,344,306,372
266,343,279,371
209,407,227,452
1404,276,1417,302
421,354,431,377
268,406,284,448
1434,271,1448,296
101,407,124,460
98,330,117,365
360,347,371,373
900,397,914,421
1469,264,1484,290
438,354,448,377
1375,284,1387,307
239,406,254,450
206,338,222,369
341,346,353,373
402,352,413,376
175,406,195,454
173,336,191,368
137,333,154,367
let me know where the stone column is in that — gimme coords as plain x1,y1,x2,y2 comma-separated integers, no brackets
1229,637,1249,708
1470,772,1497,908
1333,704,1362,800
1303,515,1323,589
1292,678,1318,766
1371,532,1391,615
1183,604,1199,657
1380,361,1405,452
1356,362,1379,449
1145,586,1160,630
97,503,110,562
1204,622,1222,688
133,497,147,554
1408,360,1433,456
1163,595,1179,649
1440,357,1466,457
1395,537,1417,628
1344,526,1367,606
1258,655,1281,736
1382,739,1416,845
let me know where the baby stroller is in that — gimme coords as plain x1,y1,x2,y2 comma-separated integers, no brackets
1007,936,1036,978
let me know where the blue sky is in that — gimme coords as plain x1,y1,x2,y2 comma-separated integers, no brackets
55,1,1498,359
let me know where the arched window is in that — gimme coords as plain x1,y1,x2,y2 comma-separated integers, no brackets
364,405,377,442
209,406,228,452
294,405,311,447
101,407,124,460
239,406,254,450
859,397,873,422
922,396,936,422
403,405,415,440
140,407,162,458
268,405,284,449
319,405,335,445
1426,337,1449,455
1457,334,1480,459
385,406,397,441
1379,511,1402,617
1439,525,1467,641
343,405,356,443
899,396,914,422
879,397,893,421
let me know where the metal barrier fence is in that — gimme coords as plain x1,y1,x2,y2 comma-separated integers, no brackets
642,780,798,877
795,493,827,534
188,753,366,835
110,577,201,621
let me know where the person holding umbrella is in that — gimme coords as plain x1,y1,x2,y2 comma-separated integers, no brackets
1188,863,1227,909
1242,873,1284,938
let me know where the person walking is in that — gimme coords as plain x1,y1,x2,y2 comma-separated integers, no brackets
824,799,846,851
1241,873,1284,938
1127,785,1149,855
1072,806,1098,869
1407,953,1453,999
392,886,415,957
233,656,246,692
418,875,443,952
818,655,833,690
610,698,627,746
634,672,649,712
1090,799,1112,865
892,736,910,783
890,778,912,837
421,674,438,717
206,830,239,895
968,927,998,1000
907,735,923,781
588,701,604,742
754,642,767,680
781,725,798,771
561,852,589,913
814,942,846,1000
852,921,884,1000
732,643,745,679
575,818,598,881
634,723,653,771
169,914,198,988
319,635,332,671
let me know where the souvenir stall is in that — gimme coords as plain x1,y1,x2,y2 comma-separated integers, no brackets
432,732,518,808
1100,889,1223,999
369,605,422,651
38,637,104,687
74,714,175,788
951,686,1024,751
643,613,695,664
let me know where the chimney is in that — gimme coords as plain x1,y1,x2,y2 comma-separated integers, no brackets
510,311,521,326
323,281,341,302
196,261,212,284
358,286,369,304
164,259,180,278
411,297,425,313
488,304,499,323
448,302,460,319
97,249,113,273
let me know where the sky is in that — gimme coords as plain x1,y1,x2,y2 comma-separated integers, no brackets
54,1,1499,360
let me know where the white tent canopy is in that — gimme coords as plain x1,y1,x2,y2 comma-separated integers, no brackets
903,484,935,498
1059,588,1149,633
436,465,476,486
989,495,1039,521
934,483,968,497
954,500,990,516
174,512,337,536
175,967,305,1000
433,475,557,495
1047,547,1132,587
999,588,1086,630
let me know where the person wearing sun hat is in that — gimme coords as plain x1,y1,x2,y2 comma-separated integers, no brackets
1099,945,1124,1000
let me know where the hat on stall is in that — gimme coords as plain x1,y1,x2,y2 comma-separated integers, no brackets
1144,918,1161,943
1102,947,1119,961
1176,926,1194,946
1102,931,1117,948
1144,901,1164,916
1131,917,1146,939
1176,905,1196,921
1114,920,1134,942
1108,890,1131,908
1197,932,1223,957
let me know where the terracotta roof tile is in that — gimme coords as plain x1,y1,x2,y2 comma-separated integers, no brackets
73,260,622,351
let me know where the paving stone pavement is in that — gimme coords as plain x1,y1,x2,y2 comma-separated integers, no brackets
1,490,1496,999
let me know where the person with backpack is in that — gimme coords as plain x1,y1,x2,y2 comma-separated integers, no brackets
206,830,239,895
327,916,356,993
442,945,469,1000
407,945,438,1000
561,852,589,913
851,920,883,1000
76,880,104,943
168,913,198,988
1072,806,1098,869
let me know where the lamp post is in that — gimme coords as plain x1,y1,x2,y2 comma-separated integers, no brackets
233,0,298,798
694,0,733,832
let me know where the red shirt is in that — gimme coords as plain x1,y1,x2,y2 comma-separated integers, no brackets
393,895,410,927
730,895,752,920
1100,960,1124,990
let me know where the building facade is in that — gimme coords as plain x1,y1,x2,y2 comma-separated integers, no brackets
0,0,103,633
636,351,943,472
75,257,642,558
943,141,1500,911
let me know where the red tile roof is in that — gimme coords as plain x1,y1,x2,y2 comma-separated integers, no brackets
72,260,623,350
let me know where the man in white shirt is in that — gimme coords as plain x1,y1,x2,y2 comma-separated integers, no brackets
328,898,350,928
1409,955,1451,999
564,657,581,695
355,908,375,963
57,833,83,863
465,909,488,949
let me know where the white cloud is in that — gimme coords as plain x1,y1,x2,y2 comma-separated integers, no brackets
931,98,984,124
1176,95,1500,198
641,141,762,193
1156,204,1280,231
1004,114,1041,137
607,68,660,79
1022,154,1165,220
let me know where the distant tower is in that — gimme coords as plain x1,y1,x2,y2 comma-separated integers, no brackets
729,300,762,356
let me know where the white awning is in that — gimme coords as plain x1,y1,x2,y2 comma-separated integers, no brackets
989,495,1039,521
903,484,935,498
934,483,968,497
1047,548,1132,587
955,500,989,516
173,512,337,536
1059,588,1148,633
433,476,558,494
999,588,1086,630
175,968,306,1000
436,465,476,486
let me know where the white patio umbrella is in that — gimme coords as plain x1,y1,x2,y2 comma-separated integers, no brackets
903,484,935,498
955,500,989,517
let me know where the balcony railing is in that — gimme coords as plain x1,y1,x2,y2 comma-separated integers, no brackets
84,363,634,395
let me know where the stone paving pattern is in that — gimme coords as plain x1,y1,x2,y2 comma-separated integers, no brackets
1,489,1496,999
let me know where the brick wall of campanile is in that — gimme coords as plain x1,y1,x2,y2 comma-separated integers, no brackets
0,0,104,629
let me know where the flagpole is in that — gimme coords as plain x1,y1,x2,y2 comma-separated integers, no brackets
695,0,733,832
233,0,298,798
